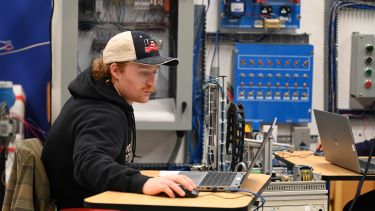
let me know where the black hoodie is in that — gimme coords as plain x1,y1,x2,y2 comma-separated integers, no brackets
41,69,150,209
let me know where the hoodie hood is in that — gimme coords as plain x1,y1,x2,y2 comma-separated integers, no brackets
68,68,133,114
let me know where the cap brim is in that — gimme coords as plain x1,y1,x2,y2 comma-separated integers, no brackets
134,56,179,66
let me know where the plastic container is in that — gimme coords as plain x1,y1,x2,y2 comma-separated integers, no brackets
0,81,15,108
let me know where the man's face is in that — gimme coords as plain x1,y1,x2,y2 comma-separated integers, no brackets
116,62,159,104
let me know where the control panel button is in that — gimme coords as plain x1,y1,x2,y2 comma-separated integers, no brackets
366,44,374,53
258,60,264,66
365,67,372,76
364,80,372,89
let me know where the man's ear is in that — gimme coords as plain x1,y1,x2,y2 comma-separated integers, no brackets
109,63,120,80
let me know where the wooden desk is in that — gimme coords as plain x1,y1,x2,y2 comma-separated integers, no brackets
274,151,375,180
84,171,271,211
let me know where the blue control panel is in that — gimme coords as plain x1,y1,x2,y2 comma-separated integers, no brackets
233,43,314,124
220,0,301,29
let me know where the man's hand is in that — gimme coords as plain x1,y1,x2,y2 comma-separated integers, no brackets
142,175,196,198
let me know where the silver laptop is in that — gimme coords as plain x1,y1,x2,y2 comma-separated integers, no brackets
179,118,277,191
313,109,375,174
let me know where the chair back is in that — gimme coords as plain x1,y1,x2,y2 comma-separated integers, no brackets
2,138,55,211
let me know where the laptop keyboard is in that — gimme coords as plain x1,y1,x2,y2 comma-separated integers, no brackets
200,172,237,186
359,159,375,170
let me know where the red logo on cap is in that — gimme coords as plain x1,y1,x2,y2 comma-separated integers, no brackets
144,39,159,53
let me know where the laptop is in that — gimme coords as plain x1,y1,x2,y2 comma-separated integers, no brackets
313,109,375,174
179,118,277,191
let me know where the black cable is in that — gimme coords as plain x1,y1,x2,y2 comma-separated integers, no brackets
228,188,266,211
348,141,375,211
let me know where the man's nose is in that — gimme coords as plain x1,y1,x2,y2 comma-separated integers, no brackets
146,74,156,86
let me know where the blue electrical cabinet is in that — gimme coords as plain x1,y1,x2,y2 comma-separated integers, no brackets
220,0,301,29
233,43,314,124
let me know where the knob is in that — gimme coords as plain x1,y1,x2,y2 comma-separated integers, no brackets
365,57,372,65
364,80,372,89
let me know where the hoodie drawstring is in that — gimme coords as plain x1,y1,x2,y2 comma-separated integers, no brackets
130,112,140,162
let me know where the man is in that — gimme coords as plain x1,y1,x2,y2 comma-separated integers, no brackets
42,31,195,210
